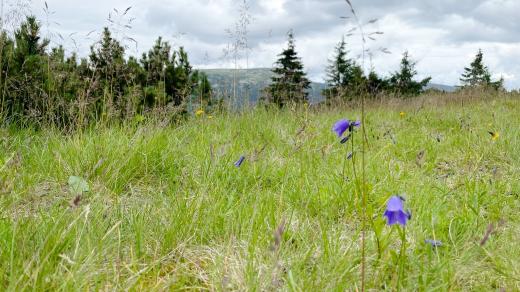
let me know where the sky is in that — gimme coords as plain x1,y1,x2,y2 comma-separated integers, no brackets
5,0,518,88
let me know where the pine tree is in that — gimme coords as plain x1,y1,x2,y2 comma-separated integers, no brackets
89,27,127,100
388,51,431,96
460,49,503,90
141,37,171,86
194,72,212,106
267,31,310,107
0,32,15,119
323,37,357,100
140,37,172,107
8,16,50,121
326,37,353,88
139,40,198,110
366,70,388,96
0,15,207,127
166,46,195,106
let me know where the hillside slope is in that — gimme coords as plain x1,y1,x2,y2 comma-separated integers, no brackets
201,68,326,104
201,68,457,104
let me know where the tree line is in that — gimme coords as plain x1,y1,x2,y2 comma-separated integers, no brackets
0,16,506,127
0,16,212,128
266,32,504,107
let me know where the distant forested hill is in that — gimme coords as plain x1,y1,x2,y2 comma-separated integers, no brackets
200,68,456,106
424,83,457,92
200,68,326,105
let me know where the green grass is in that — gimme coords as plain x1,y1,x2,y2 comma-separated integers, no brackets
0,97,519,290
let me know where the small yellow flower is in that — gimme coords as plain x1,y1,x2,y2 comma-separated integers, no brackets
400,112,405,118
491,132,499,141
208,115,214,119
195,109,205,117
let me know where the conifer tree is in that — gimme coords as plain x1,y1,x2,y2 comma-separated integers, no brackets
141,37,171,86
0,15,206,127
194,72,212,106
89,27,127,100
323,37,356,100
140,37,172,106
366,70,388,95
388,51,431,96
460,49,503,90
8,16,50,120
166,46,195,106
326,37,353,88
267,31,310,107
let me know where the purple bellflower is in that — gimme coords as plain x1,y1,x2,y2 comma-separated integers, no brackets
383,196,411,226
425,239,443,247
333,119,361,138
234,156,246,167
350,120,361,130
333,120,350,137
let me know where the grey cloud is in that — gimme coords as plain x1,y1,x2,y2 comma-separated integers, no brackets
21,0,520,89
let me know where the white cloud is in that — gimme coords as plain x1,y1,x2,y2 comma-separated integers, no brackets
13,0,518,89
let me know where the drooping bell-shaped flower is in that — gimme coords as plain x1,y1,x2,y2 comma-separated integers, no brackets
333,119,361,138
383,196,411,226
333,119,350,137
234,156,246,167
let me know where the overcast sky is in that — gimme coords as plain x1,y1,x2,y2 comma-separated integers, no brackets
10,0,519,88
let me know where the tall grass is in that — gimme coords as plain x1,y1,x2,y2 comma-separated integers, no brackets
1,93,519,290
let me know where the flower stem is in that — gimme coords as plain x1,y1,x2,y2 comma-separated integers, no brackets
397,226,407,290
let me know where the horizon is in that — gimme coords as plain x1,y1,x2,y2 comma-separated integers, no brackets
200,67,459,88
5,0,517,89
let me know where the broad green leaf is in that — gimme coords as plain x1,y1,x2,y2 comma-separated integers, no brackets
68,176,90,194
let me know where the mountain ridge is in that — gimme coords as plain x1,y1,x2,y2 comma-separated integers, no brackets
200,68,456,104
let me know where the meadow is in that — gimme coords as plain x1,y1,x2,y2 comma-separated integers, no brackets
0,93,519,290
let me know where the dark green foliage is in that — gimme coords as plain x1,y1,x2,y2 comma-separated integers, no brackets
388,51,431,96
323,38,365,100
322,37,395,101
201,68,325,104
326,38,354,89
0,16,206,128
460,49,503,90
266,31,311,107
2,16,50,124
88,27,129,118
192,71,213,107
167,47,195,107
366,70,389,95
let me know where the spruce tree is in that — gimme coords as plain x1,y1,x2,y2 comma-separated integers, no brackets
366,70,388,95
140,40,198,109
140,37,172,106
326,37,353,88
194,72,212,106
166,46,195,106
460,49,503,90
323,37,356,100
141,37,171,86
9,16,50,120
388,51,431,96
267,31,310,107
89,28,127,98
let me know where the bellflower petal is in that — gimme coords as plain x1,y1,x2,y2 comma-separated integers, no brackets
234,156,246,167
333,120,350,137
383,195,410,226
425,239,443,247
